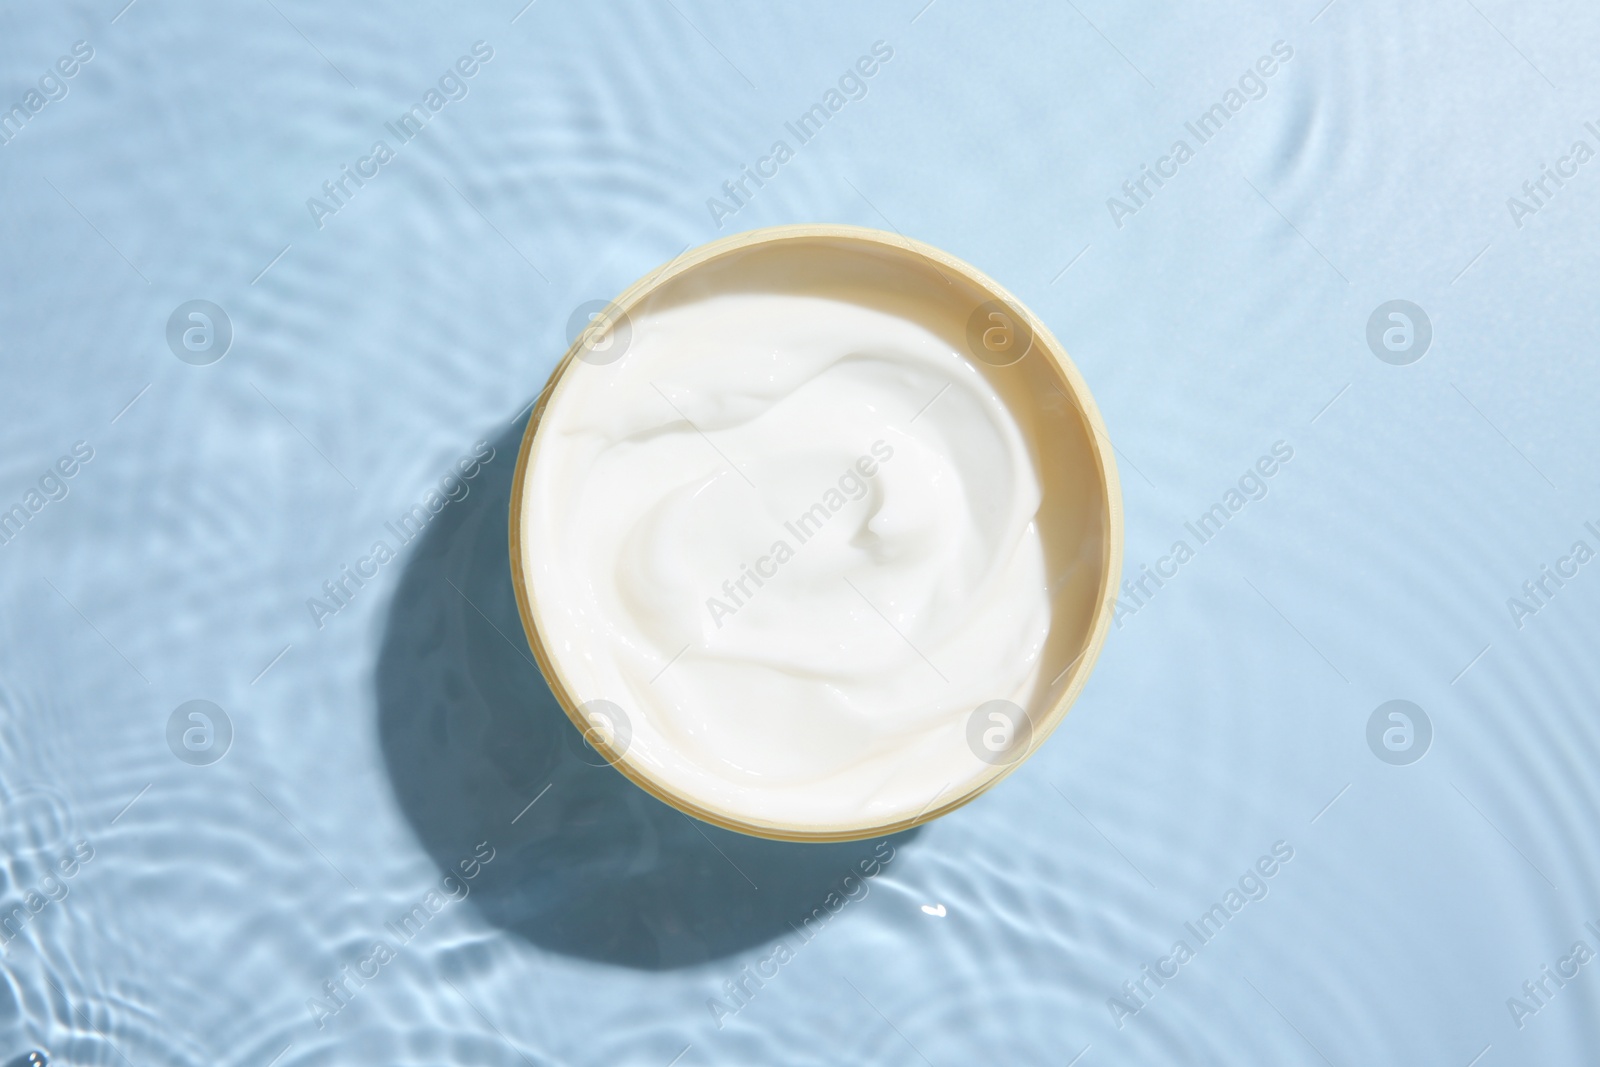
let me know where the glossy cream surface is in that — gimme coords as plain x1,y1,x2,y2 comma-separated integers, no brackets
521,270,1052,830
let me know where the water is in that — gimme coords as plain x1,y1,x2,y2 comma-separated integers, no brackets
1,0,1598,1063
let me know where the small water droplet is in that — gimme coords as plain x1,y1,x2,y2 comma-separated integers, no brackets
6,1051,48,1067
920,903,946,917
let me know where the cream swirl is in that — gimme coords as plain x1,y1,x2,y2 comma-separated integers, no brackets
521,286,1051,830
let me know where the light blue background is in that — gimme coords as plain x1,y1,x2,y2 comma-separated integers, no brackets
1,0,1597,1064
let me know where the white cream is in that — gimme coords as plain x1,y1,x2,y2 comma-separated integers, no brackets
522,283,1053,831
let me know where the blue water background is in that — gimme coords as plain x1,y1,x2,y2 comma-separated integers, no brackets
0,0,1597,1063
